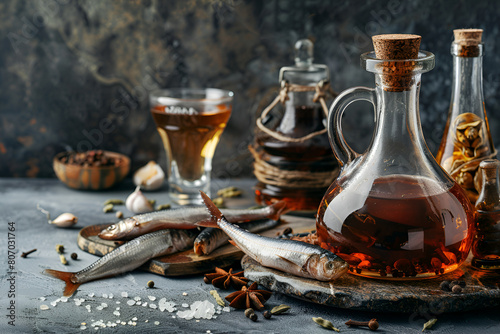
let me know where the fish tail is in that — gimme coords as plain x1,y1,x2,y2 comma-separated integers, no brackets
43,269,81,297
268,200,290,220
200,191,225,219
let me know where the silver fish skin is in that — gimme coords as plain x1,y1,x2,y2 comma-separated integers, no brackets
99,201,288,240
200,192,348,281
194,219,280,256
43,229,198,296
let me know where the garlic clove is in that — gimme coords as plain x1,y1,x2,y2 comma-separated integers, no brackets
126,186,154,214
133,161,165,191
51,213,78,228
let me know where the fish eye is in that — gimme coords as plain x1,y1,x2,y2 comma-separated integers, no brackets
108,224,116,230
325,261,335,271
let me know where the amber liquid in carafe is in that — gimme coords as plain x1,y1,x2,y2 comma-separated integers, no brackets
317,175,474,278
473,211,500,262
151,105,231,181
255,105,337,210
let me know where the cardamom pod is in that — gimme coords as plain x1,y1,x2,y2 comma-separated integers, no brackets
59,254,68,265
312,317,340,332
270,304,291,315
217,186,242,198
103,199,124,206
103,204,114,213
422,318,437,331
210,290,225,307
156,204,171,210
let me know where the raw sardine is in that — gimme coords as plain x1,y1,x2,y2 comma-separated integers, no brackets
199,192,348,281
43,229,199,296
98,201,288,240
194,219,280,256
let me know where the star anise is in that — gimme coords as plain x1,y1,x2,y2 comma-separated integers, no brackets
204,267,249,289
225,282,272,310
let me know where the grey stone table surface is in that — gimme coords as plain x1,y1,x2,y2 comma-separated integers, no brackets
0,177,499,333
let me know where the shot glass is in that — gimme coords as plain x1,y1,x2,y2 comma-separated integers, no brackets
150,88,233,205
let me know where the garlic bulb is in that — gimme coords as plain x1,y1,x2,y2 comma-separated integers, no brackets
133,161,165,191
51,213,78,227
37,204,78,228
126,186,154,214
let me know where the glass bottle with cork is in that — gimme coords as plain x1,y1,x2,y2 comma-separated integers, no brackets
435,29,497,204
472,159,500,270
316,34,475,279
252,39,338,211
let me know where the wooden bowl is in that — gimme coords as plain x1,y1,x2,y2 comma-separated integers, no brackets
53,151,130,190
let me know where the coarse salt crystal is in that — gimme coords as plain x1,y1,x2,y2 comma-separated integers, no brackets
126,300,135,306
116,301,120,304
50,301,57,307
80,325,87,330
39,297,46,301
142,302,148,307
121,322,126,325
154,321,160,325
108,294,114,299
182,292,188,296
101,303,108,308
113,311,120,316
149,304,157,309
102,293,108,298
223,306,230,312
60,297,68,303
88,293,95,297
96,306,103,311
136,301,142,306
132,317,137,321
182,303,189,308
148,296,156,301
134,296,141,301
40,305,49,310
121,292,128,298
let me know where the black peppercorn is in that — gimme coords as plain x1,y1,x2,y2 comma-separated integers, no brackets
452,285,462,294
71,252,78,260
440,280,451,291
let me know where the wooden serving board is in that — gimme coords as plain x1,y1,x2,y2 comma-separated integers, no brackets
77,215,315,276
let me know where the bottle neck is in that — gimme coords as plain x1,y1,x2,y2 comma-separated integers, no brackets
451,53,485,114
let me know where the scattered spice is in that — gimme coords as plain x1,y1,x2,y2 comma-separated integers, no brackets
249,313,258,322
244,308,255,318
103,204,114,213
55,244,65,254
422,318,437,331
59,254,68,265
270,304,290,315
20,249,37,258
37,205,78,228
213,197,225,208
451,285,462,293
217,187,242,198
209,290,225,307
312,317,340,331
225,282,272,310
149,199,156,207
71,252,78,260
345,318,379,331
147,280,155,288
263,310,272,319
204,267,249,289
104,199,124,206
277,227,293,236
439,281,451,292
156,204,171,211
116,211,124,219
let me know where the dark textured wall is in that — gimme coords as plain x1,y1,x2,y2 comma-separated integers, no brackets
1,0,500,178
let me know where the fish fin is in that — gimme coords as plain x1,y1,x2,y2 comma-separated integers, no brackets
276,255,303,270
43,269,81,297
269,201,291,220
194,219,219,228
228,239,240,249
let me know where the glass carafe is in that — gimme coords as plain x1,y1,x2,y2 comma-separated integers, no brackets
316,34,475,279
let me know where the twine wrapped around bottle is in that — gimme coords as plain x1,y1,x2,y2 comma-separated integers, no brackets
251,80,339,189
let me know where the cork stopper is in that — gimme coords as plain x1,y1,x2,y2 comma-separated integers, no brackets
371,34,422,92
454,29,483,46
372,34,421,60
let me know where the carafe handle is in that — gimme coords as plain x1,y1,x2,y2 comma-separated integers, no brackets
328,87,376,167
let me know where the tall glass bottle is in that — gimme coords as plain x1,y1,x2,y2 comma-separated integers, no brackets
316,34,475,280
252,39,338,211
436,29,496,204
472,159,500,270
